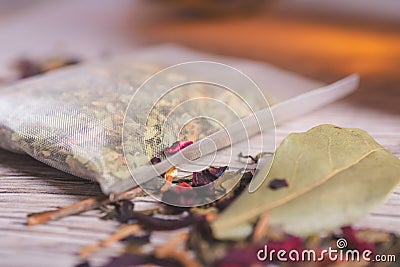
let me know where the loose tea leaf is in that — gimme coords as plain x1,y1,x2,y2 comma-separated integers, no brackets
11,56,80,80
238,152,270,164
192,166,228,187
113,200,135,223
268,178,289,190
162,182,197,207
212,125,400,240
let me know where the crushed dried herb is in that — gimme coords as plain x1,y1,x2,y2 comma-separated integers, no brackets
268,178,289,190
238,152,271,164
192,166,228,187
113,200,135,224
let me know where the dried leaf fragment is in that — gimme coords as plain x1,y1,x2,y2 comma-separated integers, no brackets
212,125,400,240
268,178,288,190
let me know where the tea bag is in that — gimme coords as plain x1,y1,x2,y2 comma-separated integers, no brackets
0,45,358,195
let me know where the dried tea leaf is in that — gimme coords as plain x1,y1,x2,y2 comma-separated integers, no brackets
113,200,135,223
268,178,289,190
214,171,243,195
238,152,270,164
192,166,228,187
212,125,400,240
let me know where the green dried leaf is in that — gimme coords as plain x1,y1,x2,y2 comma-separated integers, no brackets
214,171,243,195
211,124,400,240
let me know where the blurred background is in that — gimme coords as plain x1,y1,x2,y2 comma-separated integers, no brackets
0,0,399,109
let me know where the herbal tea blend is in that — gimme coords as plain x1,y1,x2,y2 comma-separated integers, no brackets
0,54,261,193
27,125,400,267
0,46,358,194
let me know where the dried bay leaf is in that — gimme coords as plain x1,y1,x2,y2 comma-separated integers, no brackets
211,124,400,240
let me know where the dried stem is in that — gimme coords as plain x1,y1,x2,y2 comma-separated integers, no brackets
154,232,204,267
79,224,141,258
27,187,142,226
252,212,270,243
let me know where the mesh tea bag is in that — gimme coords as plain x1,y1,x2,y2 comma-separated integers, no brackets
0,50,267,194
0,59,161,189
0,45,358,195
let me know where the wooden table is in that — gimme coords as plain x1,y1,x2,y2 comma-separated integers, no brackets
1,9,400,267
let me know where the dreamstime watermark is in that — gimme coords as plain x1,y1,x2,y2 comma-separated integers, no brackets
256,238,397,263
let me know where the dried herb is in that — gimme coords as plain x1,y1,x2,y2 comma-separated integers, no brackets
79,224,142,258
23,124,400,267
215,172,253,211
27,196,107,226
164,140,193,154
122,233,150,245
1,58,240,194
192,166,227,187
268,178,289,190
164,166,178,183
150,156,161,164
162,182,197,207
113,200,135,224
130,211,198,231
13,59,42,79
212,125,400,240
238,152,271,164
341,226,376,253
207,166,228,179
12,56,80,80
27,187,141,225
154,233,204,267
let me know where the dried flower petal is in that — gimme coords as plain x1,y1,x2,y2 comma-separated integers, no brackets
192,171,214,187
164,140,193,154
176,182,193,189
341,226,376,253
162,182,197,207
192,166,228,187
208,166,228,178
